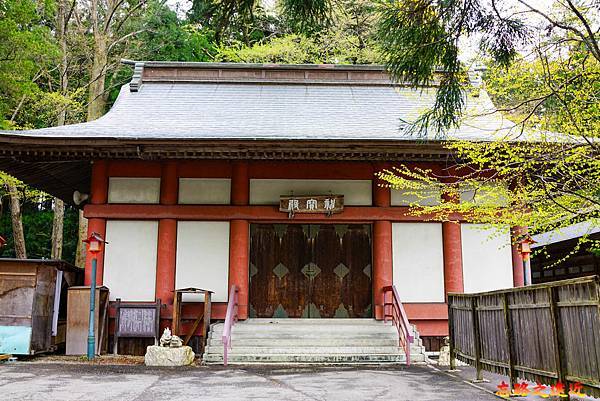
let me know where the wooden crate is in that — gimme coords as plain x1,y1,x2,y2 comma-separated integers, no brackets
0,258,83,355
66,286,109,355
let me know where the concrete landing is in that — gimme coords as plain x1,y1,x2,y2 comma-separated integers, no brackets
203,318,427,365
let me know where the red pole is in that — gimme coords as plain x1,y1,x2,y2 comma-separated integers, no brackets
84,160,108,285
442,221,464,297
156,219,177,304
155,162,178,305
373,220,393,320
229,220,249,319
511,227,525,287
229,161,249,319
372,166,392,320
441,188,464,298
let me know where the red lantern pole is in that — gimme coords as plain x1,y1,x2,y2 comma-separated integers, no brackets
518,234,536,286
83,232,107,360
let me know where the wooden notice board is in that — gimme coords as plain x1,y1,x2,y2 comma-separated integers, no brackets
113,298,161,355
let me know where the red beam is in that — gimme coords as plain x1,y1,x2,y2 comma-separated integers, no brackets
84,204,466,222
403,303,448,320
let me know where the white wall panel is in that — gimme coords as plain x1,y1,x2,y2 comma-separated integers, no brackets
103,220,158,301
460,183,509,206
391,187,441,206
108,177,160,204
392,223,445,302
179,178,231,204
249,179,372,205
461,224,513,293
176,222,230,302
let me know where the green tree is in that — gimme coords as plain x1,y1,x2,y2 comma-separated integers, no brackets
214,0,381,64
377,1,599,249
0,0,60,128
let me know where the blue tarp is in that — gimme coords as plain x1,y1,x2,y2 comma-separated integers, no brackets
0,326,32,355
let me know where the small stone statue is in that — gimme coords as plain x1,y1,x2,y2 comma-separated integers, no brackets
169,336,183,348
159,327,184,348
159,327,172,347
438,336,451,366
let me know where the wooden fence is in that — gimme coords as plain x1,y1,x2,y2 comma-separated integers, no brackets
448,276,600,398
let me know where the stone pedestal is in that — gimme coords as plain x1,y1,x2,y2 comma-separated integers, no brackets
144,345,195,366
438,345,450,366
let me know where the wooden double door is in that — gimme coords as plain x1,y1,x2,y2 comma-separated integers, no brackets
249,224,372,318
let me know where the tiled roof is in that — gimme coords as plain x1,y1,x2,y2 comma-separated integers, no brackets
3,62,516,142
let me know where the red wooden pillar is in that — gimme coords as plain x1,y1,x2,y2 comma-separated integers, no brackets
511,226,525,287
229,161,249,319
84,160,108,285
442,190,464,298
373,221,393,320
156,161,178,305
442,221,464,296
372,169,391,208
372,166,392,320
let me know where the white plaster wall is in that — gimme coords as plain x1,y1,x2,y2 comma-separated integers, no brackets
460,183,509,206
392,223,445,302
461,224,514,292
176,222,230,302
103,220,158,301
391,187,441,206
108,177,160,204
179,178,231,204
249,179,372,205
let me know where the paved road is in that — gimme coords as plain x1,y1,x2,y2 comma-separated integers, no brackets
0,363,500,401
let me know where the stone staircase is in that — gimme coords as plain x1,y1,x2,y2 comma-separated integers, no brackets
203,318,428,365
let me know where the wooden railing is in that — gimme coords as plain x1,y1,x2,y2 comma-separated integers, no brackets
383,285,414,365
448,276,600,399
222,285,238,367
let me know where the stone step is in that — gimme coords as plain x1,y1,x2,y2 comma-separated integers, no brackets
202,353,427,365
202,318,428,365
207,337,401,347
207,335,423,347
205,345,426,355
223,318,393,325
210,325,401,335
205,345,403,355
208,330,402,339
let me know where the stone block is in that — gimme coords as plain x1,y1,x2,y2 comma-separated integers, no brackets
144,345,195,367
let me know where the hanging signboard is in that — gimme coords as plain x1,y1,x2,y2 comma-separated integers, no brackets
279,195,344,218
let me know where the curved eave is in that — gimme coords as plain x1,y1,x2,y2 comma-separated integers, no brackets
0,137,457,205
0,136,456,161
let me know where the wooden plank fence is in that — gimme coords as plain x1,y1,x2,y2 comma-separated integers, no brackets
449,276,600,398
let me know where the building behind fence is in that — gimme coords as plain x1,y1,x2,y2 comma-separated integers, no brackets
449,276,600,398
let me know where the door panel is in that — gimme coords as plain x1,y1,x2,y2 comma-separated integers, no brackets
249,224,310,318
312,224,372,318
249,224,372,318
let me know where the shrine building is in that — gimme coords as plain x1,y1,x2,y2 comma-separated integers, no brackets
0,62,524,354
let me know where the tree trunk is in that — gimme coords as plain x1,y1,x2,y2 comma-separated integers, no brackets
74,210,88,268
56,0,69,125
51,198,64,259
7,182,26,259
51,1,69,261
87,0,109,121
